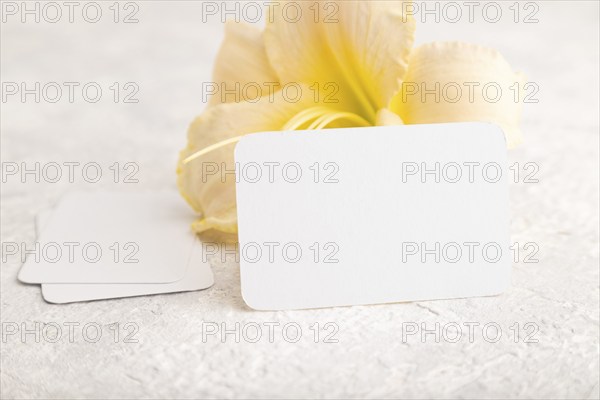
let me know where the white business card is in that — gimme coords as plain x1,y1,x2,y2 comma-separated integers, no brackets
23,193,214,303
235,123,511,310
41,238,214,304
18,191,195,284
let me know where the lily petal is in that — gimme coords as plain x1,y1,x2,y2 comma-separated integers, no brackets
264,1,415,122
392,42,524,148
376,108,404,126
209,21,279,105
177,86,319,235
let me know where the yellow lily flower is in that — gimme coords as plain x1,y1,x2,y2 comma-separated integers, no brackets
178,1,523,240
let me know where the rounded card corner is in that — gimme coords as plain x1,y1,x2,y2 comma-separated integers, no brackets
479,121,508,146
240,285,268,311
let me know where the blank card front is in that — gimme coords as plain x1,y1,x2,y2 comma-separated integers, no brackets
235,123,510,310
18,191,194,284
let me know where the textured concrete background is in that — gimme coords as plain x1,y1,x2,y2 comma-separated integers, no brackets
1,1,599,399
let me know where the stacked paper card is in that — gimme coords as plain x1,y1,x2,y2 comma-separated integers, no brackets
18,191,214,303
